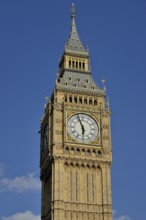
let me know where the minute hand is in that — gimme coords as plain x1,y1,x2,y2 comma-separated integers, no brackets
77,114,85,135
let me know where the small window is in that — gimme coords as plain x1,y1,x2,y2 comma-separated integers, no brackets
74,97,77,103
83,62,85,70
92,150,96,157
84,98,87,104
79,98,82,104
69,96,72,103
87,164,90,169
64,162,68,168
64,95,67,102
81,149,85,155
76,148,80,155
65,147,69,154
69,60,71,68
81,164,85,168
97,151,102,158
87,150,91,156
94,100,97,106
70,163,74,168
89,99,92,105
70,148,75,155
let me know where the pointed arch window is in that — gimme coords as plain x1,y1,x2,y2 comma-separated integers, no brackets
64,95,67,102
69,96,72,103
83,62,85,70
69,60,71,68
79,97,82,104
76,148,80,155
64,147,69,154
74,96,77,103
76,172,78,201
70,213,72,220
87,149,91,156
94,100,97,106
89,99,92,105
81,149,85,156
97,151,102,158
70,171,73,201
86,173,89,202
84,98,87,104
92,174,94,203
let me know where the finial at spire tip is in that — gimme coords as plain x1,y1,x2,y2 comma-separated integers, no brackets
71,1,75,18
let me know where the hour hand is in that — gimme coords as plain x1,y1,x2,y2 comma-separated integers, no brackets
81,124,85,135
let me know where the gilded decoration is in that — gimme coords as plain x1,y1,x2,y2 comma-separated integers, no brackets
92,136,100,145
67,133,75,142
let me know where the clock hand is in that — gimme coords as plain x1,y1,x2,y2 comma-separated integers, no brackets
77,114,85,135
81,123,85,135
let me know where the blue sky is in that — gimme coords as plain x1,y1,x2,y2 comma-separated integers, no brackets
0,0,146,219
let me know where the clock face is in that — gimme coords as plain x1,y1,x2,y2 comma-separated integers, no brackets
67,113,99,143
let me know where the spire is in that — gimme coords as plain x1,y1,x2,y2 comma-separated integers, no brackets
65,2,88,55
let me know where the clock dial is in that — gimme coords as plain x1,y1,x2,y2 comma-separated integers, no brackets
67,113,99,143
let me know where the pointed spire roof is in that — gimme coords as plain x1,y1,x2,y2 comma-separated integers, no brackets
65,3,88,56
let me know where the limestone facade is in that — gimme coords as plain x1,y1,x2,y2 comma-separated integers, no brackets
40,3,112,220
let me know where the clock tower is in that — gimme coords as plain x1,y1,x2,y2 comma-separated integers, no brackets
40,3,112,220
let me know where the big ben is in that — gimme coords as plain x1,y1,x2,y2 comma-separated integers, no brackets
40,3,112,220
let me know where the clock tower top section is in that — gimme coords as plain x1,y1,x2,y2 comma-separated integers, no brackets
57,3,105,97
